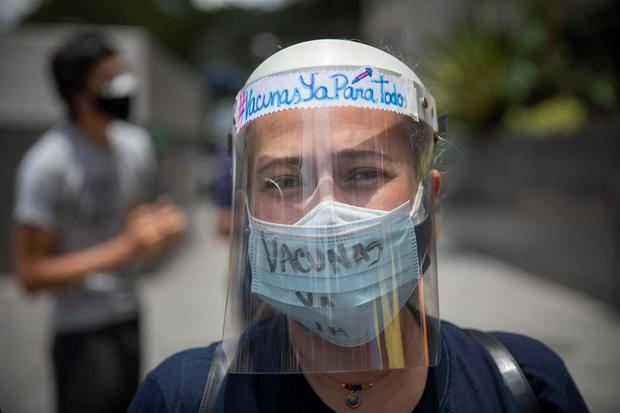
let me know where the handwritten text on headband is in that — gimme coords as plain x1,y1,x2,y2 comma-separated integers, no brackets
235,68,419,131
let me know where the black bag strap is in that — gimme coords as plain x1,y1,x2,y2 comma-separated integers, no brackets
466,329,541,413
198,343,227,413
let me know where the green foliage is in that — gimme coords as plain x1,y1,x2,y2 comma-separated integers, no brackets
421,0,620,138
503,96,587,137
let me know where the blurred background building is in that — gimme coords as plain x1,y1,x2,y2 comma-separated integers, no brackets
363,0,620,310
0,24,202,272
0,0,618,411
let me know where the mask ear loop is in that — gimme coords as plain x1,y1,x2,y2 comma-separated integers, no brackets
409,182,425,224
409,180,430,365
246,178,285,225
418,273,431,366
265,178,284,197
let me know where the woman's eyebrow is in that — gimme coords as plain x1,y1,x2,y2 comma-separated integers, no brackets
256,150,394,173
333,149,394,163
256,156,303,174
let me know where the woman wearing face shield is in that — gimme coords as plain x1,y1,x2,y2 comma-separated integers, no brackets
129,40,588,413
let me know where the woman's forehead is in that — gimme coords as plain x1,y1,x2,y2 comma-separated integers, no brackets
248,107,412,155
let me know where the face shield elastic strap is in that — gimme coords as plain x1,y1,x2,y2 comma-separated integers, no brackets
414,213,433,275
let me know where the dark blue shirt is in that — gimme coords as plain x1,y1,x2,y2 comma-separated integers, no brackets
129,321,588,412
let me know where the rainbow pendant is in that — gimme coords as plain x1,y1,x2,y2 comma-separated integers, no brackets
342,383,372,409
346,391,361,408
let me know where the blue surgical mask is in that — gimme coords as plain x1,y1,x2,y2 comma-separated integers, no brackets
248,194,424,347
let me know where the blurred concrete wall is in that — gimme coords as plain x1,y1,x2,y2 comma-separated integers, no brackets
0,24,203,272
444,127,620,308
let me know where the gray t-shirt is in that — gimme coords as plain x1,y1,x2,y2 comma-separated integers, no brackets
14,120,157,333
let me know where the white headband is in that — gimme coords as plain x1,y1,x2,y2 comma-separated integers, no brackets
234,67,438,133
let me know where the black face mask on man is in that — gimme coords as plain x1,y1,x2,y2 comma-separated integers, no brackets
95,95,132,120
94,73,136,121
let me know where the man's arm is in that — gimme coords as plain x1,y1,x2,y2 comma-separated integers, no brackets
14,225,135,293
14,200,186,294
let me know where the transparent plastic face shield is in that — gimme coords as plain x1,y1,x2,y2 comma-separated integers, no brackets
222,72,440,374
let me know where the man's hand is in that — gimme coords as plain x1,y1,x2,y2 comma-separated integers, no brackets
122,198,187,258
14,198,186,294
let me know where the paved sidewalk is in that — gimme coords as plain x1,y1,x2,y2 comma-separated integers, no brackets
0,203,618,412
438,248,620,412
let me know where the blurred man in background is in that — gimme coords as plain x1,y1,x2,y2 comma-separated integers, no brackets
12,31,186,413
212,145,233,237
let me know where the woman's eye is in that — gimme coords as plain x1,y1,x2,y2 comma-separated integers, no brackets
349,169,383,182
265,175,302,190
